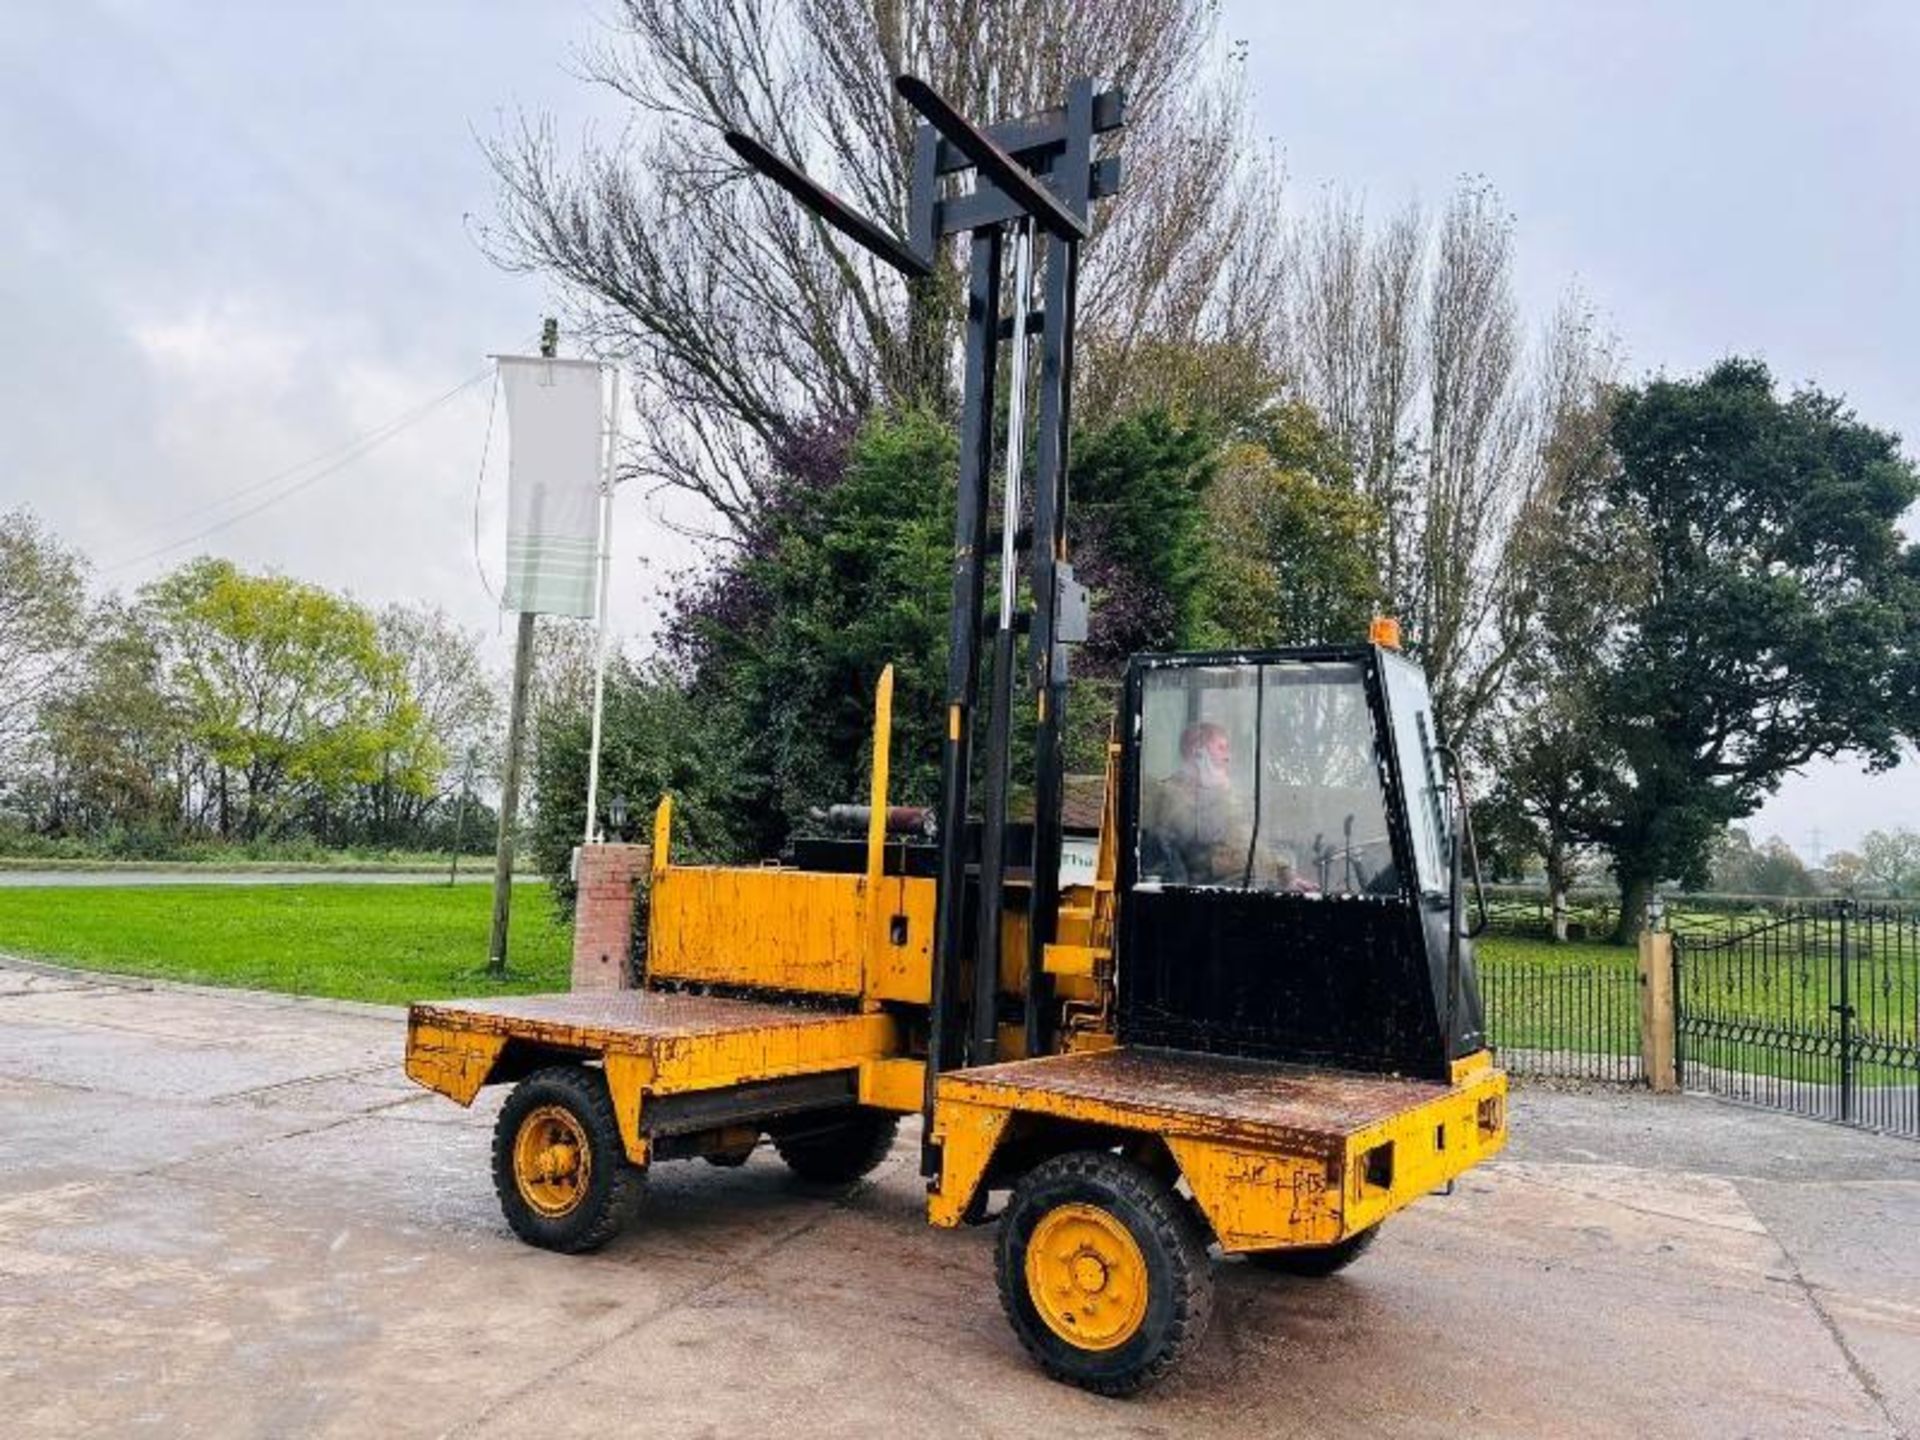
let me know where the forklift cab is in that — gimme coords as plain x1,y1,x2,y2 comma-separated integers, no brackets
1119,644,1485,1081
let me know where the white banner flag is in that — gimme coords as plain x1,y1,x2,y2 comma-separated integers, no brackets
499,356,605,618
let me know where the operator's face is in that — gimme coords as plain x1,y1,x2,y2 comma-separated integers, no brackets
1189,733,1231,789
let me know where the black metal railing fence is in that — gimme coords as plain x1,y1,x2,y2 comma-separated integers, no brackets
1477,953,1643,1084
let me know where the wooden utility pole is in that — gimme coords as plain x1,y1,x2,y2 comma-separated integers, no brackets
487,614,535,975
486,317,558,977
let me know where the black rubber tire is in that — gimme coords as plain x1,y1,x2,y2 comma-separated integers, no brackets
1246,1224,1380,1276
996,1151,1214,1397
491,1065,645,1254
770,1110,898,1184
1178,1188,1213,1249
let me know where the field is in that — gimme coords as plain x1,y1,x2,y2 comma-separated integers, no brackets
0,883,571,1004
1476,934,1628,968
0,886,1908,1097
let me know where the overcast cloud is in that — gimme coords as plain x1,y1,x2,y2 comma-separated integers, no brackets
3,1,1915,856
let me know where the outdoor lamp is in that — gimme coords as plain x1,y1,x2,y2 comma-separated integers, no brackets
608,793,628,842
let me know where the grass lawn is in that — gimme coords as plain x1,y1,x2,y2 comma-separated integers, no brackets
1477,934,1635,970
0,883,573,1005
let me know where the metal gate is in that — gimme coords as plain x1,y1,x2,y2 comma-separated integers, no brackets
1673,901,1920,1138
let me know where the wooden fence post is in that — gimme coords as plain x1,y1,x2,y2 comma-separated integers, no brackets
1637,929,1677,1092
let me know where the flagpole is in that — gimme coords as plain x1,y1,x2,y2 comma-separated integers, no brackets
582,365,621,846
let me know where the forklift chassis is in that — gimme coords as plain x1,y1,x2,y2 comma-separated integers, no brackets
406,75,1507,1395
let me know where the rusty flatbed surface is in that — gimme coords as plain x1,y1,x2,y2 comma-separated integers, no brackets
942,1046,1455,1151
405,990,899,1109
408,990,860,1055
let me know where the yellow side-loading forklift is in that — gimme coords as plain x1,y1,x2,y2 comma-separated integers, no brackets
405,74,1506,1395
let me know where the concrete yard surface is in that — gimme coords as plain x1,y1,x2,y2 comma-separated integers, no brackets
1,957,1916,1438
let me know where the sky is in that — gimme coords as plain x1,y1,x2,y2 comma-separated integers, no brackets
2,1,1916,857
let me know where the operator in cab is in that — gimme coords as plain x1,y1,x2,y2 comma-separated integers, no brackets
1140,721,1313,890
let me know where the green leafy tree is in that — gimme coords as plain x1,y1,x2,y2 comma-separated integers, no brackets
625,387,1450,869
1750,836,1815,897
142,559,436,839
665,411,958,852
531,658,753,904
1822,848,1867,895
1481,691,1616,936
1053,406,1226,777
1198,402,1381,648
1074,409,1218,666
1710,826,1815,896
1481,375,1634,937
1570,360,1920,937
352,603,499,847
33,603,189,845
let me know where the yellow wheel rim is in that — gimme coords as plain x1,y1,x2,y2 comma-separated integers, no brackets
512,1104,592,1218
1024,1203,1150,1352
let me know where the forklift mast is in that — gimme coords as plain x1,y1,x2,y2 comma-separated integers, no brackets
728,77,1126,1154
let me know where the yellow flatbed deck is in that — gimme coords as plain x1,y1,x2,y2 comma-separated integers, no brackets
930,1046,1506,1242
941,1047,1456,1159
409,990,870,1055
405,989,901,1118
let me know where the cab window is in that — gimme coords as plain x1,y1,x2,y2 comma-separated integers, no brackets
1136,662,1394,896
1379,653,1448,896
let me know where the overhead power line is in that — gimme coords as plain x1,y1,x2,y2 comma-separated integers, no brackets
99,365,495,576
471,367,503,605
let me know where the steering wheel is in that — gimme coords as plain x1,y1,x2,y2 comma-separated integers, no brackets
1309,833,1393,892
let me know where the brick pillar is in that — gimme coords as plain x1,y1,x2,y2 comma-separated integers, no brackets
572,843,650,992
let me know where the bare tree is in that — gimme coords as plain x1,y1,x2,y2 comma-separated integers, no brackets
0,510,88,777
1287,194,1424,601
481,0,1285,532
1282,186,1613,749
361,603,502,840
1478,299,1637,927
1859,828,1920,898
29,602,188,838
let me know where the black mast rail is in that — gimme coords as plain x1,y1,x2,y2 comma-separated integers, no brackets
931,90,1126,175
896,75,1091,242
723,131,933,279
926,229,1001,1119
1020,77,1097,1061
